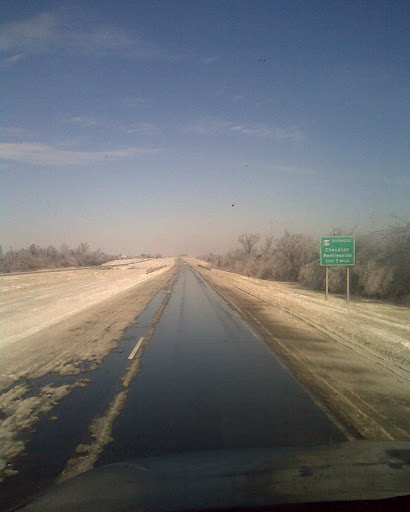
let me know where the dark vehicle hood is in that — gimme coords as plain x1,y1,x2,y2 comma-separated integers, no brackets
20,441,410,512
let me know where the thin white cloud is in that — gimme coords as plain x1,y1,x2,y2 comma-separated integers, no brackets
1,126,32,138
203,56,218,65
4,53,24,64
0,11,171,61
184,118,229,136
255,98,273,107
66,117,158,135
67,116,97,127
185,118,304,142
127,122,158,136
215,85,233,96
216,87,271,107
0,142,159,166
273,127,304,141
123,97,148,107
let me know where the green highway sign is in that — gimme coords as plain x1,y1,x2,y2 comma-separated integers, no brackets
320,236,355,266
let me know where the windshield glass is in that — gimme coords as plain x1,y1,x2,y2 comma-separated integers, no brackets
1,1,409,510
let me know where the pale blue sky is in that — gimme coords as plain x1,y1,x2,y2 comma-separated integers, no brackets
1,1,408,255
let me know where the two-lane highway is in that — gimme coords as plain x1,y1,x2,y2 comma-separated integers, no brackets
99,265,345,464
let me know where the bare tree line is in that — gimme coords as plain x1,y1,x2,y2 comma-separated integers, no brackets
0,243,115,273
201,220,410,301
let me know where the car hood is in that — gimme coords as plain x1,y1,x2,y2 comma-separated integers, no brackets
20,441,410,512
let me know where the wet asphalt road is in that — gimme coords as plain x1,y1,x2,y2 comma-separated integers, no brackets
99,266,345,464
2,266,346,510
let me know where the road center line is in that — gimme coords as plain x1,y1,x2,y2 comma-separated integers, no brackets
128,337,144,360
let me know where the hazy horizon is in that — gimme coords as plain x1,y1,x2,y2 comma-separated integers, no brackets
0,218,407,259
1,1,408,256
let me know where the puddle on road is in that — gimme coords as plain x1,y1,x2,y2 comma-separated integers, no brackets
0,289,168,511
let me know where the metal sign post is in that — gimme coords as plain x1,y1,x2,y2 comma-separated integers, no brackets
320,237,355,303
346,266,350,303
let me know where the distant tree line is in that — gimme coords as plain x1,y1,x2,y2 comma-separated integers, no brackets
139,253,163,259
0,243,115,273
200,220,410,302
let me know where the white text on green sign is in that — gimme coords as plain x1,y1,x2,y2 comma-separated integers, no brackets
320,237,355,266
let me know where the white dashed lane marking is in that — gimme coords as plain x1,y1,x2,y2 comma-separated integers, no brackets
128,337,144,360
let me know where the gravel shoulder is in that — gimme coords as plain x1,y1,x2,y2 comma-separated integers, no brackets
188,259,410,441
